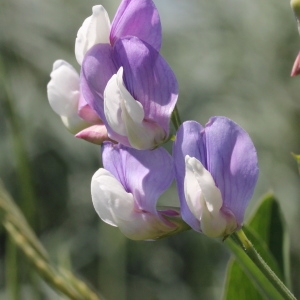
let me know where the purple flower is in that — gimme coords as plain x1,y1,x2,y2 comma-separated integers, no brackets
78,1,178,149
91,142,188,240
75,1,162,65
173,117,259,238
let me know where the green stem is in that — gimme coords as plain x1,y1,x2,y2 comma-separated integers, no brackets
0,62,37,228
229,229,296,300
0,182,101,300
6,237,20,300
4,221,84,300
0,185,49,261
171,105,182,131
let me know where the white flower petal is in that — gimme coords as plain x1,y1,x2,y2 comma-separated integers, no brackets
117,212,176,241
184,158,203,220
47,60,80,117
104,68,165,149
60,115,90,134
104,70,127,136
116,68,144,123
184,156,236,237
91,168,134,227
75,5,111,65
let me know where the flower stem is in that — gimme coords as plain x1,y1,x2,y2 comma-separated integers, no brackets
171,105,182,131
6,236,20,300
229,229,296,300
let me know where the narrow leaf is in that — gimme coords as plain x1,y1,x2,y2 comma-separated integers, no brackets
223,259,264,300
224,237,284,300
248,193,291,286
223,193,291,299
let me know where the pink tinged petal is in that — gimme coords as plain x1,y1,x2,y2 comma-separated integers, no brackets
204,117,259,225
104,68,165,149
75,124,111,145
47,60,80,117
110,0,162,51
184,156,237,237
291,52,300,76
75,5,111,65
78,103,102,124
78,94,102,124
113,37,178,137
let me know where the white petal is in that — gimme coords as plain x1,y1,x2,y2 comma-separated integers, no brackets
186,156,223,214
117,212,176,241
91,168,134,227
116,68,144,123
104,68,165,149
103,70,127,136
47,60,80,117
184,156,236,237
60,115,90,134
91,169,177,240
75,5,111,65
184,158,203,220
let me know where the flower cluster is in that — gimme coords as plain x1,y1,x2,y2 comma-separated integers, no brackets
47,0,259,240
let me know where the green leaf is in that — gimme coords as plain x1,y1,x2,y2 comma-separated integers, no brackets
223,259,264,300
242,226,283,281
224,237,284,300
223,193,290,299
247,193,290,286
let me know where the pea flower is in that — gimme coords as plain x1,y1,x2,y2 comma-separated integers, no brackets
79,1,178,149
47,60,110,144
91,142,189,240
173,117,259,238
75,1,162,65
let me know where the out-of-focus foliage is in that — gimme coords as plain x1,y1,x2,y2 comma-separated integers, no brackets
0,0,300,299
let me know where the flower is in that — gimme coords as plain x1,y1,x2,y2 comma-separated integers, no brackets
91,142,189,240
47,60,110,144
79,1,178,149
75,1,162,65
173,117,259,238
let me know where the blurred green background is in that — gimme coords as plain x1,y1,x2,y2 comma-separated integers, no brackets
1,0,300,299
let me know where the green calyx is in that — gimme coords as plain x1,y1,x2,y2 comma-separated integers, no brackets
157,206,191,239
